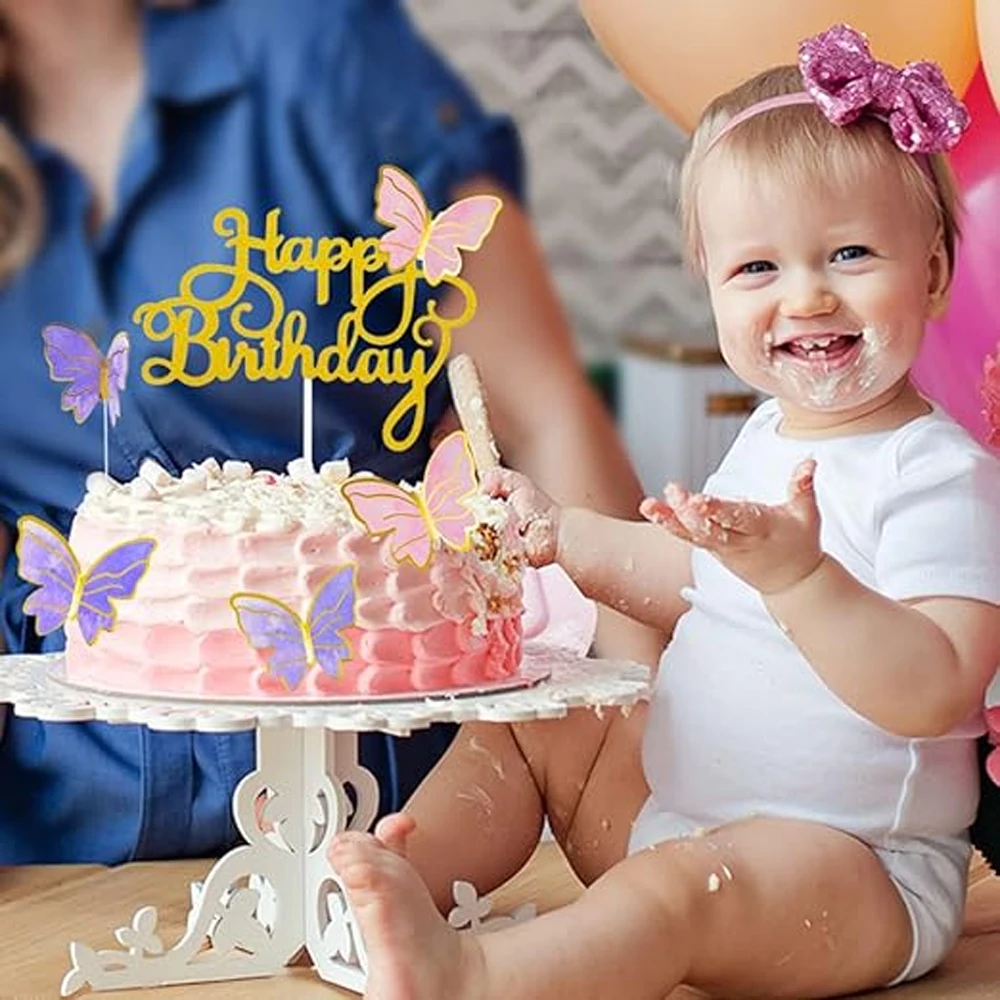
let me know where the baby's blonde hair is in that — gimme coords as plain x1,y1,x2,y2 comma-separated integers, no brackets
679,65,961,278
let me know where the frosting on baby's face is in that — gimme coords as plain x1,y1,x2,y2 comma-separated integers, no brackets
697,155,945,435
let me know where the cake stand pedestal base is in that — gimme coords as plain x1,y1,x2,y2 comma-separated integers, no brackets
0,650,649,996
63,725,379,995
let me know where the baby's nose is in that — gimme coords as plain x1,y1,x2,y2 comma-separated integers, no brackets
779,280,838,319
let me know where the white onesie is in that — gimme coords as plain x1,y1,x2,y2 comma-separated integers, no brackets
630,398,1000,984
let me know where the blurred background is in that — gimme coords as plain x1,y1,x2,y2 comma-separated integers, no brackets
407,0,1000,496
406,0,758,494
408,0,712,358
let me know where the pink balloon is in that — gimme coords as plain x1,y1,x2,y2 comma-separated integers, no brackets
913,66,1000,445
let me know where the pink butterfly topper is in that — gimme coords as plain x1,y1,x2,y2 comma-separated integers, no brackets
341,430,478,569
42,324,130,426
231,566,357,690
375,165,502,285
16,516,156,645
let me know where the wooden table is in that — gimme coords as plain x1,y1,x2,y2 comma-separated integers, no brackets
2,845,998,999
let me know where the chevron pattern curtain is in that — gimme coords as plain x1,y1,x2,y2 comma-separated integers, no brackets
405,0,715,356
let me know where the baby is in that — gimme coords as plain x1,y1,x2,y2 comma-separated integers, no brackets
330,25,1000,999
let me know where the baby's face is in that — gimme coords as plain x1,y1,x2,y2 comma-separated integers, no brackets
697,154,945,432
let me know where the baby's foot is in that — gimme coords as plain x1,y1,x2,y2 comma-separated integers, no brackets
373,811,415,857
330,832,486,1000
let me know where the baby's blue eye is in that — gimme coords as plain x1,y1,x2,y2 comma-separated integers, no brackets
832,245,870,263
738,260,775,275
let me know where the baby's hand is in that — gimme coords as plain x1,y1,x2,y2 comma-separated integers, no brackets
482,468,560,568
640,459,823,595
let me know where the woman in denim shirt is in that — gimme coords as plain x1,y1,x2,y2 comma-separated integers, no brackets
0,0,661,863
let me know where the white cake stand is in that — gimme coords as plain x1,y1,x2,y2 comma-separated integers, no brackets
0,647,650,996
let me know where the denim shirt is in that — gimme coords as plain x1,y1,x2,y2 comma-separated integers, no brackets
0,0,522,863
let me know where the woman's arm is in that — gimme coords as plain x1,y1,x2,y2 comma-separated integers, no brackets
447,177,668,665
0,520,8,744
0,520,8,655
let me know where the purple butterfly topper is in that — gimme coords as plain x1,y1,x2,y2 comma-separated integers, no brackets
231,567,357,690
16,516,156,645
41,325,130,426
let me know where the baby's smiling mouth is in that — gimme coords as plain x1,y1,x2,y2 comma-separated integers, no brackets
772,333,862,361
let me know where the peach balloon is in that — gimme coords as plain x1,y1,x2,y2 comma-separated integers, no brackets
979,0,1000,108
581,0,979,131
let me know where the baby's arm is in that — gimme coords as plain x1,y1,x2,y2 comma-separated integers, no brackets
556,507,693,632
487,469,692,635
655,460,1000,738
767,563,999,737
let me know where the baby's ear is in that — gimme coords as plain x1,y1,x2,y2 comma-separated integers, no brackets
926,228,951,320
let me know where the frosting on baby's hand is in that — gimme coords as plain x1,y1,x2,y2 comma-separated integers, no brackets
482,468,559,568
643,460,823,595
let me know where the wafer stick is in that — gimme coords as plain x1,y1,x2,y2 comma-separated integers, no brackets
447,354,500,475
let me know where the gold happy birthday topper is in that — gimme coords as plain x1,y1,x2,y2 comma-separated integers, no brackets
132,166,502,453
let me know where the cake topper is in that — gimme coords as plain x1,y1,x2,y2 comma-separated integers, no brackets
341,429,477,569
15,515,155,646
231,566,357,690
130,164,503,458
41,325,130,477
375,165,501,285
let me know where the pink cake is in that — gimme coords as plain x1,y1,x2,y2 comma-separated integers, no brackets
64,455,525,698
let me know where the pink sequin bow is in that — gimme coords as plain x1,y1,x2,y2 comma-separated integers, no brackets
798,23,970,154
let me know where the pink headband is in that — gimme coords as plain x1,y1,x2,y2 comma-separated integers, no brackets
706,24,970,156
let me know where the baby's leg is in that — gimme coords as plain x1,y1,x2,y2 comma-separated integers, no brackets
331,814,914,1000
389,703,649,910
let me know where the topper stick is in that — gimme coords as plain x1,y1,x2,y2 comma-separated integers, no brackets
102,400,109,478
302,376,314,470
447,354,499,475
